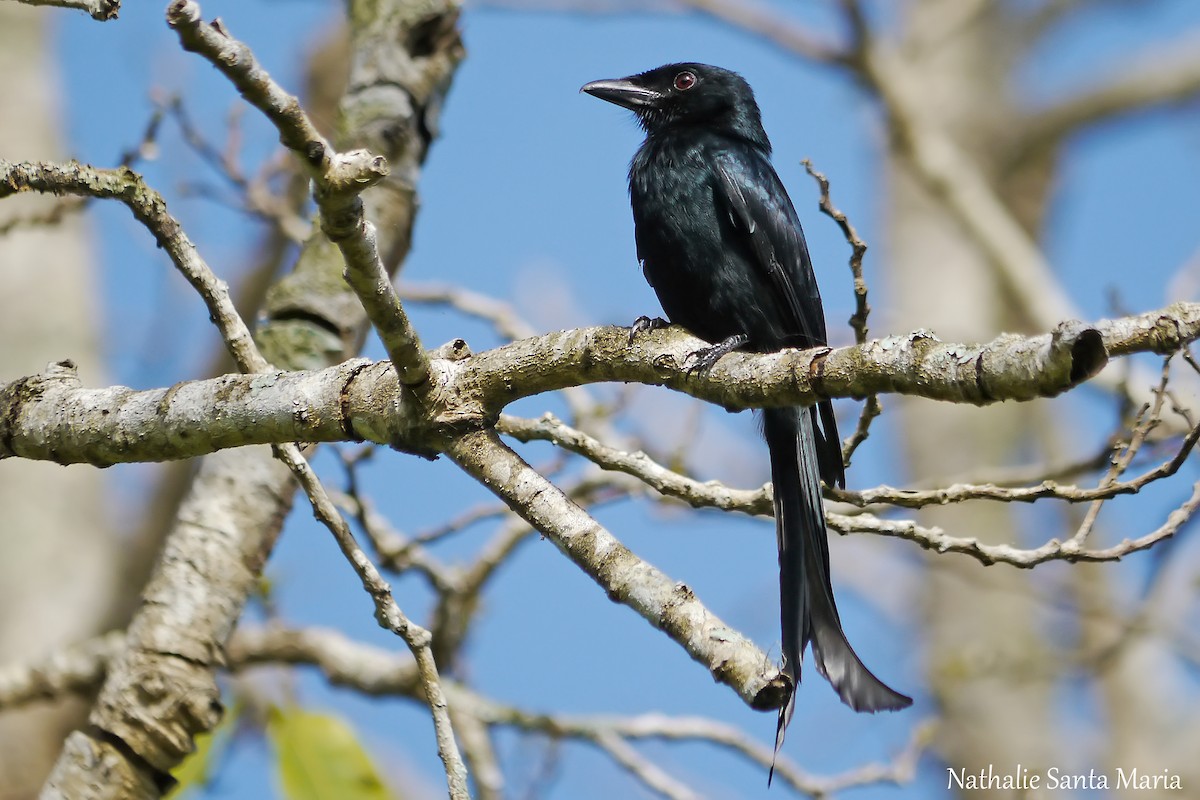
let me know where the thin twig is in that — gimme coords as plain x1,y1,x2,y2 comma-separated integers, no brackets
2,626,931,798
0,105,162,236
802,159,870,345
167,0,429,389
272,445,470,798
593,732,700,800
801,158,879,466
0,160,267,371
1067,357,1174,548
446,427,790,711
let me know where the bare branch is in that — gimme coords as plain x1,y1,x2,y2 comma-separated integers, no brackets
837,18,1195,425
331,457,456,591
11,304,1200,466
446,428,791,712
166,0,430,391
235,627,932,799
503,410,1198,568
832,472,1200,567
8,0,119,21
399,280,607,423
1065,358,1175,548
801,157,881,465
1020,34,1200,150
0,160,268,372
0,631,122,710
463,316,1112,413
831,423,1200,510
858,52,1082,334
841,395,882,467
5,626,932,798
36,0,463,793
228,626,420,695
593,731,700,800
449,704,504,800
802,159,870,344
500,412,772,514
270,444,470,798
401,281,540,342
461,689,935,799
163,98,311,242
681,0,846,63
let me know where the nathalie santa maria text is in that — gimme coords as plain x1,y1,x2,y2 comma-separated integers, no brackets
947,764,1181,791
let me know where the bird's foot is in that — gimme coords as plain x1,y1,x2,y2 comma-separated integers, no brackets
627,315,669,345
685,333,749,374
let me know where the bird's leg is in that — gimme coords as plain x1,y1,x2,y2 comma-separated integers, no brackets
685,333,749,374
627,315,670,345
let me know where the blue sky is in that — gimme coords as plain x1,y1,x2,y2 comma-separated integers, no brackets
44,0,1200,797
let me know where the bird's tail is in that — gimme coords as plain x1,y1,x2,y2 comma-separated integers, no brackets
764,406,911,779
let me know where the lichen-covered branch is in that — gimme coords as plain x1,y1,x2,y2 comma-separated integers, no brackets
0,159,268,372
271,446,469,798
8,304,1198,468
165,0,431,390
10,0,119,21
503,409,1200,568
32,0,464,796
446,428,791,712
3,626,932,799
500,412,773,514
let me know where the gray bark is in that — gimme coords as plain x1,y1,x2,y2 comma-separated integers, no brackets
0,7,118,799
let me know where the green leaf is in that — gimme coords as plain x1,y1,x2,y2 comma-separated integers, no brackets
167,701,240,799
267,707,395,800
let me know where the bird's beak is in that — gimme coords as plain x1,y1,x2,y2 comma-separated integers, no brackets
580,78,661,110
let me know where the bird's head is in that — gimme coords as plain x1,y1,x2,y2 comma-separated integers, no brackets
582,63,768,147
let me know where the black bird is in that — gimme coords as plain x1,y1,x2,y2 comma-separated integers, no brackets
582,63,911,760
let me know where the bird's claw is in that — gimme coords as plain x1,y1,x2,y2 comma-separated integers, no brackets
683,346,726,374
628,315,669,345
684,333,750,375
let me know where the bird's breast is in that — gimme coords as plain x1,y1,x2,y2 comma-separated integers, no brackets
627,138,795,348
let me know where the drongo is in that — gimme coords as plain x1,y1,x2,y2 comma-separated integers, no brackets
582,62,911,766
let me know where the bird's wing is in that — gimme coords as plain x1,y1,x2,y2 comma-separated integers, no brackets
713,149,844,489
712,152,827,350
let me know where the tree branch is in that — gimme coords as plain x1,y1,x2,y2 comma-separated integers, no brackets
4,626,932,797
801,157,881,465
10,303,1200,466
8,0,119,21
165,0,431,391
1019,35,1200,151
446,428,792,713
677,0,847,64
271,445,469,797
36,0,464,794
503,409,1200,568
0,159,268,372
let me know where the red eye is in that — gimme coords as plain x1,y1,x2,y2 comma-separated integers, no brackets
673,71,697,91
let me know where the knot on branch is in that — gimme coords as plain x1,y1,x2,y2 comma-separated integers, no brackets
970,321,1107,403
164,0,199,30
1060,323,1107,384
324,149,390,193
96,651,223,773
748,669,791,712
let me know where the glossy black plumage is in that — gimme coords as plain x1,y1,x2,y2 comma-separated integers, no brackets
583,63,911,766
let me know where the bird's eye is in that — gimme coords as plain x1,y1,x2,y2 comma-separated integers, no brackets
673,71,697,91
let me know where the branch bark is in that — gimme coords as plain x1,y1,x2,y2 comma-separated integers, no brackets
9,303,1198,467
36,1,464,796
446,428,791,712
